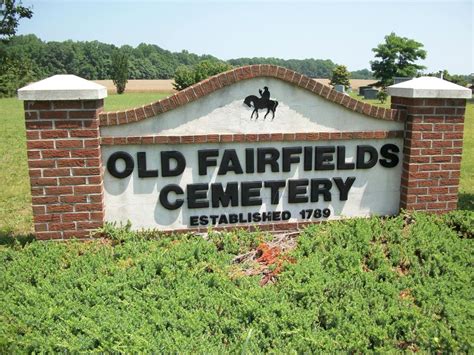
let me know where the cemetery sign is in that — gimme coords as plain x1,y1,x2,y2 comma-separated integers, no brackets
18,66,471,239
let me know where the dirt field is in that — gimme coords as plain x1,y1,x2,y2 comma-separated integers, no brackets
314,79,377,90
93,80,177,93
94,79,376,94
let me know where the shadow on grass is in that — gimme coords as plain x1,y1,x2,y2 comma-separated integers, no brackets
458,193,474,211
0,229,36,247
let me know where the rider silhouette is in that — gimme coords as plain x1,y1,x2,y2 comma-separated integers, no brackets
259,86,270,102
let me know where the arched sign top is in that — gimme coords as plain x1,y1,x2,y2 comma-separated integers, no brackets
99,65,404,127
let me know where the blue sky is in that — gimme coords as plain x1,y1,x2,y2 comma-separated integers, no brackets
18,0,473,74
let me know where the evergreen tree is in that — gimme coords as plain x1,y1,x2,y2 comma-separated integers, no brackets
111,50,129,94
330,65,351,89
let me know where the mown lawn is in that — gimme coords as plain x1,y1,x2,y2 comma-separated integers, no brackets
104,92,170,112
1,213,472,352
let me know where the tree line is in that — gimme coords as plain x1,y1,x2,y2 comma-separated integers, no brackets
1,34,471,97
0,34,375,97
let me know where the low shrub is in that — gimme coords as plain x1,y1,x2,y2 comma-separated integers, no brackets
0,212,472,352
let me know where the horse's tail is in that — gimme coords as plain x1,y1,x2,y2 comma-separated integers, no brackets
243,96,253,107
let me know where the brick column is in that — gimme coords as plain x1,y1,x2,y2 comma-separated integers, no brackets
388,77,470,213
18,75,107,239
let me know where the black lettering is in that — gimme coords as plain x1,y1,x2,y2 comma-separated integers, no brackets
107,151,134,178
288,179,309,203
310,179,332,202
218,149,243,175
262,212,272,222
210,215,219,225
272,211,281,221
315,146,335,170
264,180,286,204
356,145,378,169
200,215,209,226
252,212,262,222
336,146,355,170
282,211,291,220
304,146,313,171
159,184,184,210
190,216,199,226
239,213,250,223
218,214,228,224
282,147,302,172
137,152,158,178
211,182,238,207
379,144,400,168
257,148,280,173
187,183,209,209
198,149,219,175
161,151,186,177
241,181,263,206
245,148,255,173
333,177,356,201
229,214,238,224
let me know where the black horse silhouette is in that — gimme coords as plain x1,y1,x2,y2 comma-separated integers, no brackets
243,95,279,120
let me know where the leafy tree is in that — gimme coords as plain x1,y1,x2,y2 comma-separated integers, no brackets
330,65,351,89
173,60,232,91
440,70,469,87
0,0,32,41
173,65,195,91
0,55,34,97
376,90,388,104
424,70,470,87
193,60,232,83
111,50,129,94
371,32,427,88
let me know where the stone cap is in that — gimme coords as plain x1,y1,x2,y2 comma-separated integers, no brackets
388,76,472,99
18,74,107,101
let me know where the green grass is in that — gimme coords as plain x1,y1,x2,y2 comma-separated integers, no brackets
348,90,391,109
0,92,472,235
0,213,472,352
0,98,32,236
104,92,171,112
459,99,474,209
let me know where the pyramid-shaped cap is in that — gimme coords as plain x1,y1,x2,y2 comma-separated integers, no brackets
18,74,107,101
387,76,471,99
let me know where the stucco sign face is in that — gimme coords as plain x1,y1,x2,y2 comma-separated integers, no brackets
100,75,404,231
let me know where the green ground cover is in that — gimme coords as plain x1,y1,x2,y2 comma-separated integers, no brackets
1,213,472,352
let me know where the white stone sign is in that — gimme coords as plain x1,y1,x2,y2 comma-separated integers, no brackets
102,139,402,230
101,75,404,231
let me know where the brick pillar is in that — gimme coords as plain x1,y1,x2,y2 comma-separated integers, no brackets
18,75,107,239
388,77,470,213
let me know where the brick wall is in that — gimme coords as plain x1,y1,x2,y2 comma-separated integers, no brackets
391,97,466,212
24,99,104,239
